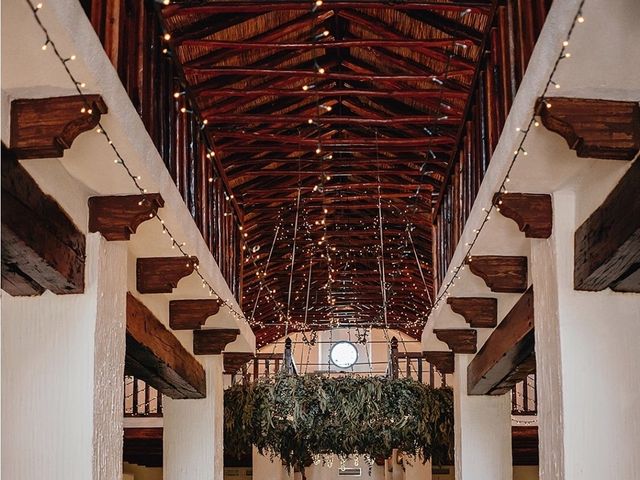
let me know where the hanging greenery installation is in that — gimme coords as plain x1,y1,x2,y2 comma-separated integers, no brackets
224,373,454,472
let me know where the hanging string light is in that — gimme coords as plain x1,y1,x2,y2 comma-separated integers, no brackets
426,0,587,318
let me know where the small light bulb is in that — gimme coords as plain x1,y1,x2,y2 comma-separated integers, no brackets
563,40,569,47
316,147,322,154
163,33,171,40
302,85,309,91
36,2,43,8
315,0,323,6
577,15,584,23
203,119,208,125
308,118,314,124
163,0,170,4
180,107,187,113
173,92,181,98
70,55,76,61
534,120,540,127
79,82,86,88
318,67,325,74
564,52,571,58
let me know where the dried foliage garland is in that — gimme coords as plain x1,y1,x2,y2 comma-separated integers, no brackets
224,373,454,472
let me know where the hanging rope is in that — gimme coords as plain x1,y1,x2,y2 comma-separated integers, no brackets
285,188,302,338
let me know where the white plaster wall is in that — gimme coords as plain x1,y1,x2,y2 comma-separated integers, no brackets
252,449,293,480
532,191,640,480
1,233,127,479
164,355,225,480
453,355,512,480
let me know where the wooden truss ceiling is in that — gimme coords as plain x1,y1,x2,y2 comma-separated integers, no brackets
160,0,494,347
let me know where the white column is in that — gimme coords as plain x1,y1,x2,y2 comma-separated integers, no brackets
453,354,512,480
164,355,225,480
531,190,640,480
403,458,432,480
1,233,127,480
252,449,293,480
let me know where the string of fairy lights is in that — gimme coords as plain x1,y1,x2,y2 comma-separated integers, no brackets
425,0,587,325
26,0,585,348
24,0,286,327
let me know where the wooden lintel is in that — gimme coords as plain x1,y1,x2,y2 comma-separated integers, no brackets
447,297,497,328
433,329,477,354
223,352,255,374
535,97,640,160
88,194,164,241
493,193,552,238
467,287,535,395
1,145,85,296
465,256,528,293
575,159,640,292
137,256,198,294
169,299,221,330
10,95,108,159
126,293,206,399
423,351,455,374
193,328,241,355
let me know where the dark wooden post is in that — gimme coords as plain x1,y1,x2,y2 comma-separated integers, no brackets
283,337,293,374
390,337,399,380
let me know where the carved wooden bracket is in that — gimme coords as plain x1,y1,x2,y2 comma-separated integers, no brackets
465,256,528,293
169,299,221,330
493,193,552,238
88,194,164,241
223,352,255,374
423,351,455,374
10,95,108,159
193,328,241,355
137,256,198,294
447,297,497,328
535,97,640,160
1,146,85,296
433,329,477,354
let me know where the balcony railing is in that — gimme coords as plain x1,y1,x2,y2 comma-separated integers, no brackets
124,375,162,417
80,0,242,301
433,0,552,289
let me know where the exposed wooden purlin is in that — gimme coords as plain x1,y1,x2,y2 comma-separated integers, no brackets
169,299,221,330
204,114,459,125
136,256,199,294
126,293,206,399
200,87,468,99
165,2,489,16
193,328,241,355
465,256,528,293
223,352,255,374
1,146,85,296
88,194,164,241
187,65,471,82
423,351,455,374
493,193,552,238
447,297,497,328
184,38,473,50
467,286,535,395
575,159,640,292
536,97,640,161
10,95,108,159
433,329,477,354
